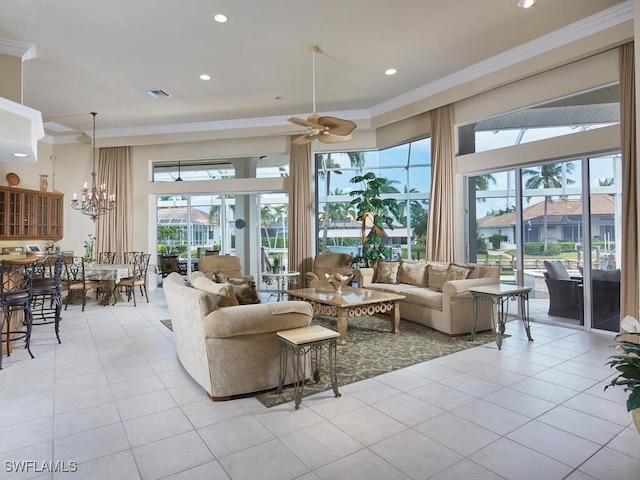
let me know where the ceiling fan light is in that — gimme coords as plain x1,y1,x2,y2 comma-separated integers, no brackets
517,0,537,8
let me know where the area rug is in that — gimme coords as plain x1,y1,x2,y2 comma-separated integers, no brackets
159,315,497,407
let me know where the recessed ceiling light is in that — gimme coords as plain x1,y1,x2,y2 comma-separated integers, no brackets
213,14,228,23
275,96,283,101
12,153,28,158
200,74,211,81
517,0,537,8
385,68,397,76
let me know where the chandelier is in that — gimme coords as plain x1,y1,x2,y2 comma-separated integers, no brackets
71,112,116,221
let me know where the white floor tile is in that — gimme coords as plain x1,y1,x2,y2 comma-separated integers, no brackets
370,429,463,479
123,407,193,448
218,439,309,480
470,437,573,480
415,412,500,456
280,421,363,470
132,431,214,480
3,291,639,480
315,448,411,480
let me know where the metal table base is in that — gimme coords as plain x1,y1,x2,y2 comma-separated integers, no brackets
470,284,534,350
277,326,341,409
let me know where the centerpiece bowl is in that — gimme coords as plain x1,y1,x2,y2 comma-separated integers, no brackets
325,273,354,294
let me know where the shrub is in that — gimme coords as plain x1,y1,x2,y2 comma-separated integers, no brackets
523,242,562,256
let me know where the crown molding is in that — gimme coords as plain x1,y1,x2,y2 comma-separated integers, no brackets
0,38,37,61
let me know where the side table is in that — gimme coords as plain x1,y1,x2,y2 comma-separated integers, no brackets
277,325,341,409
262,271,300,301
469,283,534,350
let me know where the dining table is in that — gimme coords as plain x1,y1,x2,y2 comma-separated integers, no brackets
85,263,133,305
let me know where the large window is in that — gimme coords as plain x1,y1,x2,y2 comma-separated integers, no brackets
458,84,620,154
316,138,431,260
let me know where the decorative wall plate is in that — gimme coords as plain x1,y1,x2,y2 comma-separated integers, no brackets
6,172,20,186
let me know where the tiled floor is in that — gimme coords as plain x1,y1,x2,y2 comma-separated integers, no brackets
1,288,640,480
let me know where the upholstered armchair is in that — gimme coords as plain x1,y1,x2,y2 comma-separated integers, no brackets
198,255,254,281
305,253,353,288
543,260,582,320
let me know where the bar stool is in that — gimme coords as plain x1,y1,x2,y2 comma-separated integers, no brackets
0,259,36,369
30,254,64,343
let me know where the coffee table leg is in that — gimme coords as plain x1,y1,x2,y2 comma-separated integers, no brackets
336,308,347,345
390,301,400,333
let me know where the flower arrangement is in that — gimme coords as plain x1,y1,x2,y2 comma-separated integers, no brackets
83,233,96,263
605,315,640,412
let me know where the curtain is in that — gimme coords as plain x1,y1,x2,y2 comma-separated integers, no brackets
288,141,314,282
426,104,456,262
96,146,132,261
620,42,639,320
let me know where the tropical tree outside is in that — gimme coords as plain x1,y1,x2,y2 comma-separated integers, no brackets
261,205,276,248
522,162,575,251
475,174,496,203
317,152,365,252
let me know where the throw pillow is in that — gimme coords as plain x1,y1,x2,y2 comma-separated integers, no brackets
398,260,429,287
544,260,571,280
214,272,261,304
427,264,449,292
191,274,239,307
373,260,400,284
445,263,473,282
231,282,261,305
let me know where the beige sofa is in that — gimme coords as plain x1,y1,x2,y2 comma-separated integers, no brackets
162,272,313,399
355,260,499,335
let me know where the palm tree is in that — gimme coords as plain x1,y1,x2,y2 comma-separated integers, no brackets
317,152,366,252
522,163,575,251
599,177,614,186
272,204,288,249
260,206,276,248
475,174,496,203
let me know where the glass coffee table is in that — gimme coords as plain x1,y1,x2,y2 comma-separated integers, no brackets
286,286,405,344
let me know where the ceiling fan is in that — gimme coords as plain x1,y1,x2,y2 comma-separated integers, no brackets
288,46,357,145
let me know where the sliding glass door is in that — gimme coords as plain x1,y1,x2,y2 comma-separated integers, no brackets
468,152,621,332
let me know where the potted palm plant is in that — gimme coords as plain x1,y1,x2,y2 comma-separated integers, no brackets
605,315,640,431
348,172,400,268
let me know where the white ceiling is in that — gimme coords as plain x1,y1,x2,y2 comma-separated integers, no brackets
0,0,629,142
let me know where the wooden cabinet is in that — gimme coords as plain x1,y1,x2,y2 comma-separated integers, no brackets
0,186,64,240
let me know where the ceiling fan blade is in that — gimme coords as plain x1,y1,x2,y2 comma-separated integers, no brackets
318,132,354,144
292,133,316,145
316,116,357,136
287,115,325,130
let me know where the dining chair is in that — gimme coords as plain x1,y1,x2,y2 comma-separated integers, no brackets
97,251,117,264
0,260,36,369
123,251,143,265
112,253,150,306
63,256,102,311
30,254,64,343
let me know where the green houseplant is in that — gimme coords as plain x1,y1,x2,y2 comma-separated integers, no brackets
605,315,640,429
348,172,400,268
